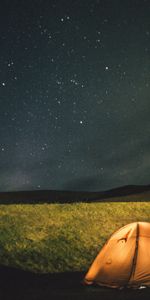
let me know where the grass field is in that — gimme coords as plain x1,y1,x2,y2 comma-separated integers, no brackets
0,200,150,274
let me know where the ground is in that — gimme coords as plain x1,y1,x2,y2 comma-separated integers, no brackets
0,196,150,299
0,265,150,300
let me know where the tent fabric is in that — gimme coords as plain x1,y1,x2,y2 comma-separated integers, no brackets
84,222,150,288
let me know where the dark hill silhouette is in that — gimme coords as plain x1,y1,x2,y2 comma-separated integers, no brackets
0,184,150,204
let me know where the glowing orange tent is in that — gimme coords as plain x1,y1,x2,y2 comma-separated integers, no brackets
84,222,150,288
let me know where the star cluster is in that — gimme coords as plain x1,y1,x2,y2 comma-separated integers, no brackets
0,0,150,191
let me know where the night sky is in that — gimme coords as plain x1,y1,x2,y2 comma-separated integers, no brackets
0,0,150,192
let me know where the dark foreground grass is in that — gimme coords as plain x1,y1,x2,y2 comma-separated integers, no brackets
0,201,150,273
0,265,150,300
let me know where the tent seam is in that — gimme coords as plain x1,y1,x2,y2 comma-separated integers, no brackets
127,222,139,285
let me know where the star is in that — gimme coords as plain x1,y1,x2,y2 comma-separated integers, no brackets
8,61,14,67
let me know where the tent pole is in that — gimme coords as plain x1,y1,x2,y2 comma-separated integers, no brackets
127,222,139,286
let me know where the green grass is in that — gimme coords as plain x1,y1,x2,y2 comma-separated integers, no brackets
0,200,150,273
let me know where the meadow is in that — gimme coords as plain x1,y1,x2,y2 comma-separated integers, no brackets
0,197,150,274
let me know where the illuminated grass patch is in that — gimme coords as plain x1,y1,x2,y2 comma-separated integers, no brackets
0,201,150,273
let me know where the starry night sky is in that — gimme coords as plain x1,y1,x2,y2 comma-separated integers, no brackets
0,0,150,192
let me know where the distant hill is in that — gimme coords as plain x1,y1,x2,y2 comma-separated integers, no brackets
0,184,150,204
